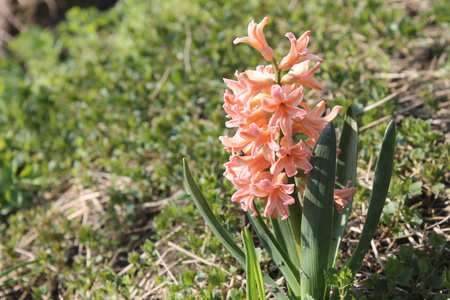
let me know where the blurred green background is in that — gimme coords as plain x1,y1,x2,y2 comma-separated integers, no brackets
0,0,448,298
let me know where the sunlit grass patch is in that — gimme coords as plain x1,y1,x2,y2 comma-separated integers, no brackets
0,0,448,298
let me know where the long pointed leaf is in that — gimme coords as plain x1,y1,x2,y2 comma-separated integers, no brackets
243,228,258,300
271,216,300,298
329,106,358,268
301,122,336,300
346,120,396,274
183,158,245,265
272,216,300,270
0,259,44,288
249,212,301,297
243,227,266,300
183,158,292,299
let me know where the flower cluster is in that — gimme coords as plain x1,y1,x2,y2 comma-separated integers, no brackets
220,17,356,220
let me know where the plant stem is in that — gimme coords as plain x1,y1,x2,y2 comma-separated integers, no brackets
288,176,302,260
272,58,282,85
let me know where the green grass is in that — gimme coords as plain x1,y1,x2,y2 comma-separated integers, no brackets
0,0,449,298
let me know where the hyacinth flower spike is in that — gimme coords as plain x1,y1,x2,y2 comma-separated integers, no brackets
184,17,396,300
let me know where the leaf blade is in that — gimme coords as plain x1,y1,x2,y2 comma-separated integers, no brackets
183,158,245,265
329,106,358,268
272,216,300,270
249,212,301,297
346,120,396,274
183,158,292,299
243,227,266,300
301,122,336,300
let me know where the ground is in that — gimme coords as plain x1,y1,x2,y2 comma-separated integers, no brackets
0,0,448,299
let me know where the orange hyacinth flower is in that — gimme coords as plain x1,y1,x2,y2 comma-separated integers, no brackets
252,173,295,220
270,137,313,177
278,31,323,71
334,181,357,213
222,17,344,220
234,17,275,61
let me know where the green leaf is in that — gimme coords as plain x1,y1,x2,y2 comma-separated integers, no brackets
429,233,446,252
249,212,301,297
272,216,300,270
301,122,336,300
409,210,423,226
346,120,396,275
183,158,245,265
325,266,357,295
0,259,44,288
408,181,423,196
288,175,303,264
183,158,292,300
329,105,358,268
371,273,388,298
385,258,404,280
383,201,397,214
417,257,430,273
182,270,196,286
431,183,445,191
426,272,443,290
399,244,413,263
398,267,413,286
325,268,341,287
242,227,266,300
0,259,43,281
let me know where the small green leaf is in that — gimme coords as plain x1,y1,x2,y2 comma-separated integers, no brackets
383,201,397,214
409,210,423,226
182,270,196,286
429,233,446,252
408,181,423,196
385,258,404,280
426,272,443,290
431,183,445,191
398,267,413,286
399,244,413,263
417,257,430,273
325,269,340,287
325,266,357,290
371,273,388,298
128,251,141,265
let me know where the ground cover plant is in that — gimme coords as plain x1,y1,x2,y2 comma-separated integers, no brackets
0,0,449,299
